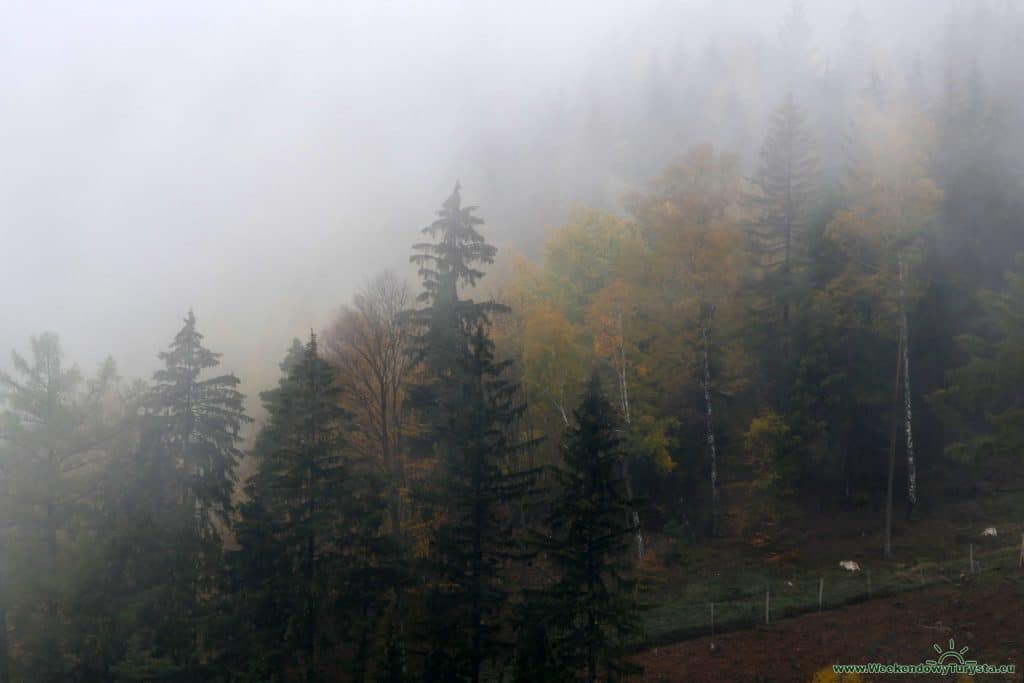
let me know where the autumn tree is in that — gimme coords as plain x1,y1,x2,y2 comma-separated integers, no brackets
322,271,417,677
324,270,415,538
492,211,644,467
628,145,746,537
520,303,587,429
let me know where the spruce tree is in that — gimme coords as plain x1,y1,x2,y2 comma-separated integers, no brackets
745,93,819,412
213,340,304,681
409,185,537,682
518,373,642,683
235,334,346,680
420,324,536,682
228,334,397,682
146,310,249,673
748,94,818,337
150,310,249,533
0,334,122,682
408,182,503,400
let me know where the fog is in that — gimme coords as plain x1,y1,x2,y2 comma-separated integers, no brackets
6,3,1024,680
0,0,1000,400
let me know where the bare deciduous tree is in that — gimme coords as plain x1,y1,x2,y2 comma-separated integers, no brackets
323,270,415,537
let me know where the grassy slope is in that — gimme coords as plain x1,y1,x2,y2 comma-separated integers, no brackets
636,491,1024,647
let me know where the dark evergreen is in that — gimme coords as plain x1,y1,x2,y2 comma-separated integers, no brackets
746,94,818,341
232,335,346,681
518,373,642,683
144,310,250,675
227,334,398,682
150,310,249,535
408,185,538,682
0,335,123,682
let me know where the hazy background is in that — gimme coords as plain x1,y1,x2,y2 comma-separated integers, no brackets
0,0,972,408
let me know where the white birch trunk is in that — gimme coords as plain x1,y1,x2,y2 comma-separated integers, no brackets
617,313,630,427
614,312,643,560
701,314,720,537
898,251,917,506
884,327,903,559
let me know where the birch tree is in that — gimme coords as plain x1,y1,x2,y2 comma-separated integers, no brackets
826,99,941,531
521,303,587,428
588,279,645,558
628,145,745,537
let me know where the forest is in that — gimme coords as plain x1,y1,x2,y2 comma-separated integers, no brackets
2,1,1024,682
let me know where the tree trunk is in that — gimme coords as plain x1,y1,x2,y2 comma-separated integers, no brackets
554,382,570,427
307,346,320,683
586,524,597,683
0,568,9,683
701,317,721,537
470,440,483,683
381,392,403,538
306,468,317,683
898,252,917,517
884,329,904,559
614,315,644,560
44,450,59,681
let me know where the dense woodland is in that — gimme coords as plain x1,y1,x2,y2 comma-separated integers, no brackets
2,2,1024,682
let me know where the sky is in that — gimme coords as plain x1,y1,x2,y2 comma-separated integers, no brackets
0,0,953,409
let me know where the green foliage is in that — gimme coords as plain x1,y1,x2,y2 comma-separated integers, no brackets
6,14,1024,677
929,254,1024,465
408,185,539,682
517,374,643,682
110,636,182,682
149,310,250,535
744,409,793,493
226,334,397,681
0,334,126,682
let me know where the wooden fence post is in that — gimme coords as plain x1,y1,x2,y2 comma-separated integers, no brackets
765,588,770,626
818,577,824,612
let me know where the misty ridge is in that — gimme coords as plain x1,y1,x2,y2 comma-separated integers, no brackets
1,0,1024,681
4,0,1017,404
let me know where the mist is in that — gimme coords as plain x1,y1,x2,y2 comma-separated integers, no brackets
0,0,968,398
5,2,1024,681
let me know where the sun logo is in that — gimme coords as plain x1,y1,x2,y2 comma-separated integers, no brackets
925,639,977,667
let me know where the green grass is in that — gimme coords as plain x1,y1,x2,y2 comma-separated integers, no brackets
636,503,1024,648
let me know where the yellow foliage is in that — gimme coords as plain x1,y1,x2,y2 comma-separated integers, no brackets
521,302,587,418
587,278,635,369
743,409,791,490
810,665,862,683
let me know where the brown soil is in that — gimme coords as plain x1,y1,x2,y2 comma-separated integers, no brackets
635,575,1024,682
